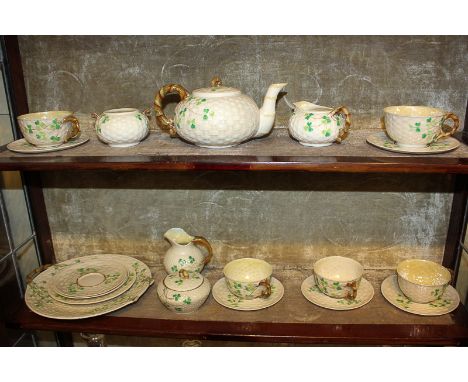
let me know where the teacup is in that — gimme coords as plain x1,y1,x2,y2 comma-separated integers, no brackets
383,106,459,148
397,259,451,303
223,258,273,299
17,111,80,147
313,256,363,300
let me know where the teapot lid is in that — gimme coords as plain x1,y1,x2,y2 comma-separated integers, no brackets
193,86,241,99
163,269,204,292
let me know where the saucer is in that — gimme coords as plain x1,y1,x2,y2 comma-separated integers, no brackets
366,132,459,154
301,275,374,310
381,275,460,316
7,135,89,154
212,277,284,311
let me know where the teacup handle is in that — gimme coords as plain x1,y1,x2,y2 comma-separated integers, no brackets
431,112,460,144
154,84,190,137
191,236,213,266
259,278,272,298
62,115,81,141
345,280,358,300
331,106,351,143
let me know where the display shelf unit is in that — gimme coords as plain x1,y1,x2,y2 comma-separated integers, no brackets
1,36,468,346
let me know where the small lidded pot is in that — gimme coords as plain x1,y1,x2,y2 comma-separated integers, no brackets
223,258,272,300
157,269,211,313
397,259,451,303
313,256,363,300
92,108,150,148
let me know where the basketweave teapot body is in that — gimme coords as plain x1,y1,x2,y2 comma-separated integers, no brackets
154,77,287,148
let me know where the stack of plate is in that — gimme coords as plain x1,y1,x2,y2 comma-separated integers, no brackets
25,254,153,319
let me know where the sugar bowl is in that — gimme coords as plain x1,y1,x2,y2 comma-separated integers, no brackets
157,269,211,313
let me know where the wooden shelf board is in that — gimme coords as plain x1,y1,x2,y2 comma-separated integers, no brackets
0,129,467,174
8,268,468,345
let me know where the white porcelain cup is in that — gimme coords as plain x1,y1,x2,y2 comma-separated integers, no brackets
383,106,459,148
17,111,80,147
397,259,451,303
313,256,363,299
223,258,273,299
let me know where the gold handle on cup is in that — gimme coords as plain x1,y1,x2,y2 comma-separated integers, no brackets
345,280,358,300
431,112,460,144
331,106,351,143
62,115,81,142
154,84,190,137
259,278,272,298
191,236,213,266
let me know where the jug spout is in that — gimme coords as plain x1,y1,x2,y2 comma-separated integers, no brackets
164,228,194,246
255,82,287,138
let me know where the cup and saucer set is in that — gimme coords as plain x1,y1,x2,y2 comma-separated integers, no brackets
366,106,461,155
301,256,374,311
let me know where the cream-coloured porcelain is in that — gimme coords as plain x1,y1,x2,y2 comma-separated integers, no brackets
301,276,374,310
223,258,273,299
17,111,81,147
92,108,149,147
7,135,89,154
163,228,213,273
157,270,211,313
288,102,351,147
366,131,459,154
396,259,451,303
49,258,128,299
313,256,363,299
383,106,460,148
154,78,287,148
381,275,459,316
212,277,284,311
25,254,153,320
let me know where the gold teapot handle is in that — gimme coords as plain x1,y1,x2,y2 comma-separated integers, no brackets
431,112,460,144
331,106,351,143
191,236,213,266
154,84,190,137
62,115,81,142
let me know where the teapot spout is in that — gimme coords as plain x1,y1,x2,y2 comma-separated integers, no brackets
164,228,194,246
255,82,287,138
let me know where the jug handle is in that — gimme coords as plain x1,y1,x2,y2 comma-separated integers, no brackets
154,84,190,137
192,236,213,266
331,106,351,143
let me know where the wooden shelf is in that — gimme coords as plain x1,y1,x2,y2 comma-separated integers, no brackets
8,268,468,345
0,129,467,174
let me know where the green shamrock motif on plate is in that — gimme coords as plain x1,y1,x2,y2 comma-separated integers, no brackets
183,297,192,305
337,298,361,305
173,293,181,301
189,119,196,129
396,293,411,309
321,115,332,124
104,272,121,284
429,297,452,308
227,293,242,307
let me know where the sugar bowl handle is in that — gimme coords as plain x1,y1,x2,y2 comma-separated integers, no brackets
432,112,460,143
332,106,351,143
154,84,190,137
192,236,213,266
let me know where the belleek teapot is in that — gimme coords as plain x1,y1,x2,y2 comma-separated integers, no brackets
163,228,213,274
288,101,351,147
154,77,287,148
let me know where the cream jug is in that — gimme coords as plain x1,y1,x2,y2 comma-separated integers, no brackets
163,228,213,273
288,101,351,147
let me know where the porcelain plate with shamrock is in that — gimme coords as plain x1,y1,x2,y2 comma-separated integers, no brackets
25,254,153,320
212,277,284,311
301,275,374,310
366,132,459,155
381,275,459,316
7,135,89,154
